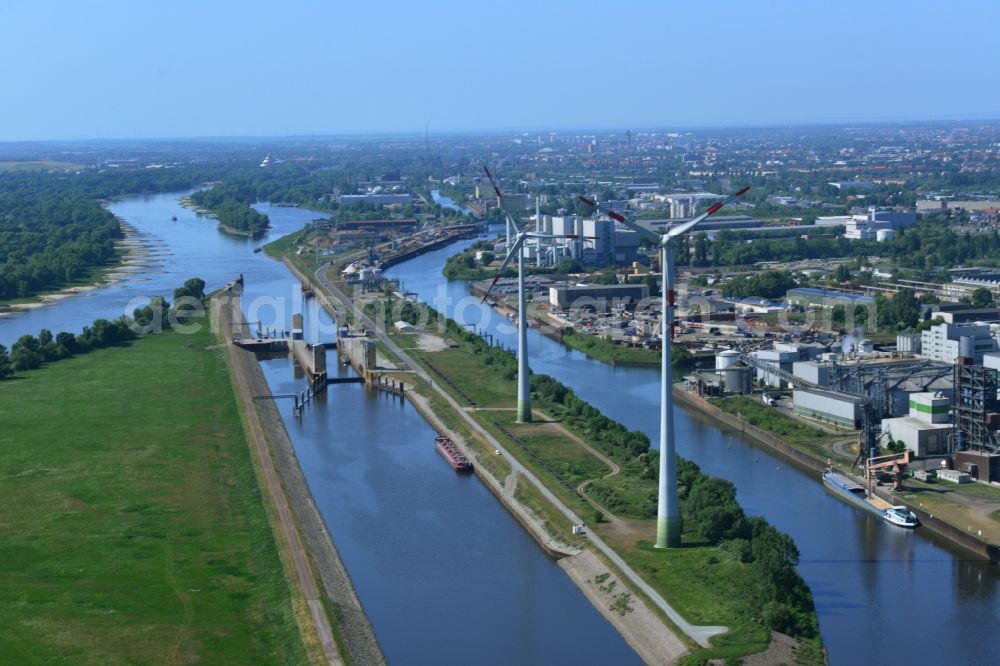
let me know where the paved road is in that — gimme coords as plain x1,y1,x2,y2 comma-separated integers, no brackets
314,264,727,648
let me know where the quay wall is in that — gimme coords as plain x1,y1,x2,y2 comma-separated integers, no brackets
673,386,999,563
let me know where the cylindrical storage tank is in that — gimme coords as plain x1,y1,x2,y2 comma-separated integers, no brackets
724,364,746,393
960,335,975,360
876,229,895,242
358,267,371,282
716,349,740,371
372,268,383,283
541,215,552,234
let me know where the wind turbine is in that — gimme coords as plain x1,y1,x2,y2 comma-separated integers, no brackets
482,166,587,423
581,185,750,548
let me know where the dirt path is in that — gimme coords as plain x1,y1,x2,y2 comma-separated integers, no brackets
477,407,653,545
215,287,386,666
311,262,725,650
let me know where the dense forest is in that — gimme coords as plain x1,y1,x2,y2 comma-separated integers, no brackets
0,182,121,300
0,167,221,301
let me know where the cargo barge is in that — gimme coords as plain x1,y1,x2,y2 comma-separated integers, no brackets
823,469,918,528
435,436,473,472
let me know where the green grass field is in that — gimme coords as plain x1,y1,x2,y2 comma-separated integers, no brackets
0,327,307,664
560,330,662,366
392,319,822,663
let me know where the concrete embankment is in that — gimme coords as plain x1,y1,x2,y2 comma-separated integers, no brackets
283,256,579,560
673,385,1000,563
560,551,687,665
216,287,386,666
294,258,709,663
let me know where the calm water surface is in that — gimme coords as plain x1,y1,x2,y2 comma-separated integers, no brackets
0,193,641,665
8,193,999,664
385,238,1000,666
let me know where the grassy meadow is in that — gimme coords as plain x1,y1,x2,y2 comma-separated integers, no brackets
0,326,306,664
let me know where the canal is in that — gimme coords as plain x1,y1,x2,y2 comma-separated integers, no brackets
384,235,1000,666
0,193,642,665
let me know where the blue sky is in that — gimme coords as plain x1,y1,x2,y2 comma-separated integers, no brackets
1,0,998,140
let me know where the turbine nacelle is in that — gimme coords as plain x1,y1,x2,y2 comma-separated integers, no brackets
579,185,751,245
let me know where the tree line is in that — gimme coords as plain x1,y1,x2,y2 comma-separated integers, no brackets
0,278,205,380
0,166,226,302
393,302,818,641
0,183,121,300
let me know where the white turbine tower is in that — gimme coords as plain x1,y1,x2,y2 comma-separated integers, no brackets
482,166,586,423
581,185,750,548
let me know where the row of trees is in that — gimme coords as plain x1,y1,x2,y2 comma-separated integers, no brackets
685,221,1000,276
680,462,818,637
0,278,206,380
0,317,137,377
720,270,797,299
531,366,816,637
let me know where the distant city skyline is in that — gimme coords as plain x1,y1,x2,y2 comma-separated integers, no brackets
2,0,999,141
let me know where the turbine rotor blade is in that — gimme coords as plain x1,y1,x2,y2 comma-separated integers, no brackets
662,185,751,242
577,195,659,241
481,234,526,302
484,165,522,234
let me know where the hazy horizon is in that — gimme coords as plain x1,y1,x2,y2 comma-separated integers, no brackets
2,0,998,141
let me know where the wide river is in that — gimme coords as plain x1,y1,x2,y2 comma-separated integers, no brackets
3,191,999,664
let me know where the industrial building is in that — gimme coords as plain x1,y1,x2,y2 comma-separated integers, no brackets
920,322,998,365
635,214,765,235
337,193,415,206
793,388,865,428
532,214,638,267
548,284,649,310
815,207,915,241
786,287,875,311
881,392,953,456
338,218,419,231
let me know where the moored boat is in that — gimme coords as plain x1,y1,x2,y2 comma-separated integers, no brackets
435,436,473,472
823,469,917,528
883,506,919,528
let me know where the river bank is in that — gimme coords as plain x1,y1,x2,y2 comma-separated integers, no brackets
0,216,149,315
291,246,828,663
284,256,711,664
674,386,1000,563
179,195,269,238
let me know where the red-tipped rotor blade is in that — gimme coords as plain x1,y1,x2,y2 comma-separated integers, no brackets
480,235,525,302
483,165,522,233
663,185,752,241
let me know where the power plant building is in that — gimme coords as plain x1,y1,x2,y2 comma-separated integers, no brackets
881,392,953,456
786,287,875,311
